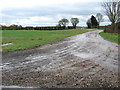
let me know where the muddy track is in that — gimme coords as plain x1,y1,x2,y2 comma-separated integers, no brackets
1,30,119,88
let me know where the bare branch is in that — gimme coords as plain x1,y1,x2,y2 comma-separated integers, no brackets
102,0,120,24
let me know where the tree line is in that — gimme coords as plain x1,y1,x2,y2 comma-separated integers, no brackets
1,16,102,30
1,18,80,30
1,25,75,30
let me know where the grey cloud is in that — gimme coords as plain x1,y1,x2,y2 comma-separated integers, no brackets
1,1,107,26
2,2,101,16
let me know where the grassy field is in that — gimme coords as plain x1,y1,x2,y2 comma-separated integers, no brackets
2,29,92,53
99,32,120,44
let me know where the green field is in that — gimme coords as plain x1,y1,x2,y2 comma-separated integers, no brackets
2,29,92,53
99,32,120,44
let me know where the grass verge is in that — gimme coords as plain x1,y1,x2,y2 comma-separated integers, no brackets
2,29,93,53
99,32,120,44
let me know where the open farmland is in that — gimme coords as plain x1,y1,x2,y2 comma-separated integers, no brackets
2,29,92,53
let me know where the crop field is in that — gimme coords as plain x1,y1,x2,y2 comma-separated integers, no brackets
99,32,120,44
2,29,92,53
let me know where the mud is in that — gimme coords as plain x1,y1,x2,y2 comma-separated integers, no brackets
1,30,119,88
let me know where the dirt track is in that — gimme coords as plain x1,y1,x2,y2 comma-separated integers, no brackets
1,30,119,88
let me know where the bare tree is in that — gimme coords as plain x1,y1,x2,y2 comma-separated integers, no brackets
58,18,69,28
102,0,120,26
118,1,120,22
70,18,79,29
96,13,104,25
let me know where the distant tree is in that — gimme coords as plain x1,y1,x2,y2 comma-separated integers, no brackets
58,18,69,29
70,18,79,29
18,25,22,30
0,24,2,30
86,15,99,28
56,24,62,30
102,0,120,31
10,24,19,30
86,18,91,28
91,15,99,28
8,24,23,30
96,13,104,25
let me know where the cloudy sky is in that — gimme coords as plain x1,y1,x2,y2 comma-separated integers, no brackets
0,0,111,27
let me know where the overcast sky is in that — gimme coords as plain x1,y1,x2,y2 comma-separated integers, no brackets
0,0,111,27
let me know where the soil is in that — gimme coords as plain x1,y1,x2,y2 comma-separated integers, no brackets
1,30,119,88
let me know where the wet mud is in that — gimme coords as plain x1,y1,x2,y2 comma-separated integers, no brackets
1,30,119,88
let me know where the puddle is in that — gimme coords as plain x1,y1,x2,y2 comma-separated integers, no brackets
2,85,36,88
1,43,13,46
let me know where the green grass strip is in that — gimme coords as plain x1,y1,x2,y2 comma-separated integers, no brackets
99,32,120,44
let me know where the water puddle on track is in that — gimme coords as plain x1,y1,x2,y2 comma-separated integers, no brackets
1,43,13,46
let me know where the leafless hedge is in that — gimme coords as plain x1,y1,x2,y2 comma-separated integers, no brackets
104,22,120,33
